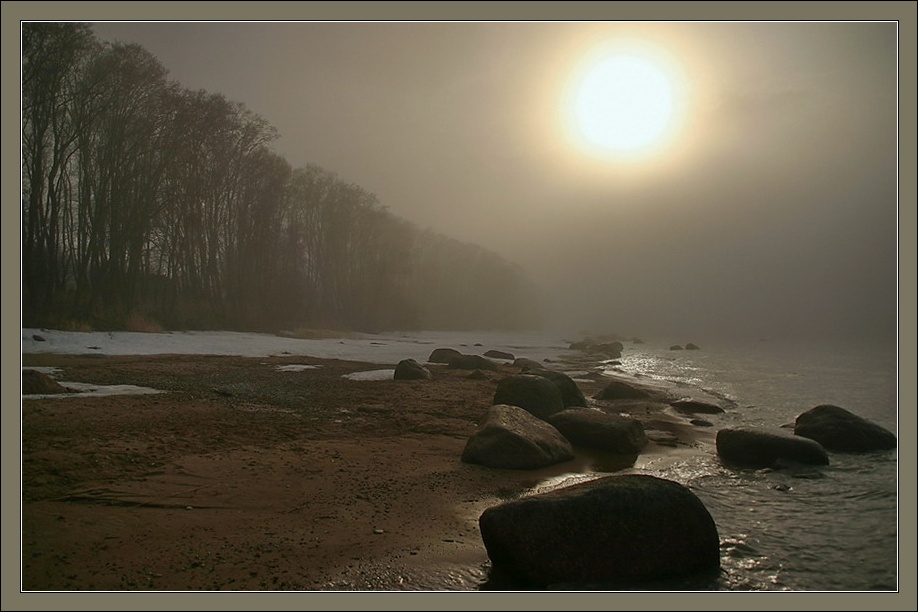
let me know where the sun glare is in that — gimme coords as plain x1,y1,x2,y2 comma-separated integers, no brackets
565,43,684,160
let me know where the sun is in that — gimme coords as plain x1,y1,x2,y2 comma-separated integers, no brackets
565,45,683,159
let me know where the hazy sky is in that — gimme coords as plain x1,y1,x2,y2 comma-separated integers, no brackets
89,20,900,344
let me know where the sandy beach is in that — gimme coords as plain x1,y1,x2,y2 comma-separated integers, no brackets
21,350,711,592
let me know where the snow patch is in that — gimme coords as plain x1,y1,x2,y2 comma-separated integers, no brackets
342,369,395,381
274,364,321,372
23,381,165,400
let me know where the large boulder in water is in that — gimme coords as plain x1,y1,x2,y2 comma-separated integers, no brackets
794,405,896,452
478,474,720,588
393,358,432,380
461,404,574,470
22,369,68,395
428,347,462,364
593,380,651,401
448,354,500,371
524,369,588,408
716,427,829,468
547,409,646,454
493,374,565,421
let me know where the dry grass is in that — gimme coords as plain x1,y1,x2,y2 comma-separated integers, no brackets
60,319,94,332
123,312,165,333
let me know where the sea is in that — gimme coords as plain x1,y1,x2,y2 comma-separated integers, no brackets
557,336,900,592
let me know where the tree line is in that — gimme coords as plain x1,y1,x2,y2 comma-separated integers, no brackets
22,23,539,332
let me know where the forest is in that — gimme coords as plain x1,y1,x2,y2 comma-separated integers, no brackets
21,23,539,333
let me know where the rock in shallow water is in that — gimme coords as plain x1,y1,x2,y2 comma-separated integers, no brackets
670,399,724,415
716,426,829,468
478,474,720,587
593,380,651,401
793,404,896,452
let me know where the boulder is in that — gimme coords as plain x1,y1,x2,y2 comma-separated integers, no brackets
461,404,574,469
716,427,829,468
670,345,684,351
22,369,68,395
669,399,725,415
548,409,646,454
478,474,720,588
524,370,588,408
493,375,565,421
393,358,432,380
448,354,500,371
483,349,515,361
685,343,701,350
428,347,462,364
793,404,896,452
593,380,651,401
512,357,544,370
466,369,488,380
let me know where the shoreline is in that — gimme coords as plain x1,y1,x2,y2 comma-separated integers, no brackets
21,350,713,591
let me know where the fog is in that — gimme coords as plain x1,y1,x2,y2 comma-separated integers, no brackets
89,20,899,344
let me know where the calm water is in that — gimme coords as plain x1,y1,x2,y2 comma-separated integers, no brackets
605,339,899,591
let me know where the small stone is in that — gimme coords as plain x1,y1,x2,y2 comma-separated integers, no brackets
373,528,384,535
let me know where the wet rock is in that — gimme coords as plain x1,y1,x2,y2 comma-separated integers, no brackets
669,399,725,415
393,358,432,380
716,427,829,468
461,404,573,469
479,474,720,587
646,430,680,446
524,370,588,408
593,380,651,401
568,339,623,359
493,375,565,421
32,334,46,342
483,349,514,361
685,343,701,350
793,404,896,452
669,345,684,351
427,348,462,364
547,409,646,454
690,419,714,427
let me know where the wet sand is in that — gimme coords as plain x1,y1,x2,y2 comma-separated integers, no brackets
20,352,711,591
